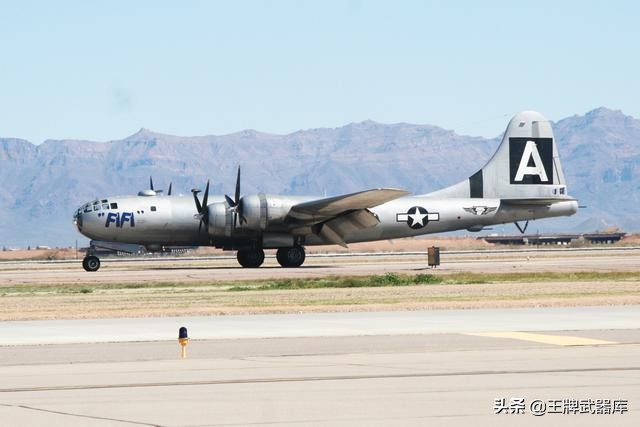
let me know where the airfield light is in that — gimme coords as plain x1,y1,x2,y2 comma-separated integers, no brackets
178,326,189,359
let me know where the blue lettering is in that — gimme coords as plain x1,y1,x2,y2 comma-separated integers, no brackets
120,212,134,228
105,212,118,228
105,212,135,228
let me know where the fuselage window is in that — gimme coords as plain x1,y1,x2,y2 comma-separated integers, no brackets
110,202,118,209
151,206,157,212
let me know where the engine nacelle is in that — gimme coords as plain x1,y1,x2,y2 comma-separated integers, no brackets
240,194,298,231
206,194,301,237
207,202,232,237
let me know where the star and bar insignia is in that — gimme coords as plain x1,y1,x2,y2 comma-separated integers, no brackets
396,206,439,229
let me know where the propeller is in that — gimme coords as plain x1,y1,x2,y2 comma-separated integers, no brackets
224,166,246,227
191,179,210,234
149,176,173,195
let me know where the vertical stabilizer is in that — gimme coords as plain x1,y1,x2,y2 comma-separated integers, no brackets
426,111,570,200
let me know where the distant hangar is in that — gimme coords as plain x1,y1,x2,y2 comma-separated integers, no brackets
480,232,626,246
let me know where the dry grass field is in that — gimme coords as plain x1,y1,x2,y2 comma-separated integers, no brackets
1,235,639,321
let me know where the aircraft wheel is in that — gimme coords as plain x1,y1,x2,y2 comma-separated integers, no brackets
237,248,265,268
82,255,101,272
276,246,306,268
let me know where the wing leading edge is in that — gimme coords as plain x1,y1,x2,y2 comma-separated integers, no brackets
287,188,409,221
286,188,410,247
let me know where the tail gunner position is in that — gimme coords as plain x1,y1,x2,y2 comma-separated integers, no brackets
74,111,578,271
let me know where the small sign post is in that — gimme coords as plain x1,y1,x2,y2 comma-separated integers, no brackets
427,246,440,268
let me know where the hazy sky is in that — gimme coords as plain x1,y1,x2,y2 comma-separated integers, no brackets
1,1,638,143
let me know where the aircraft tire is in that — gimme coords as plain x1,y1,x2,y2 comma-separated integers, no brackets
82,255,101,272
237,248,265,268
276,246,306,268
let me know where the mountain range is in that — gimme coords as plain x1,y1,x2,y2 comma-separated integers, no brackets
1,107,638,247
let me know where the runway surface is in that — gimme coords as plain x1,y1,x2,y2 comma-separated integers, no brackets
1,306,639,345
1,307,639,426
1,247,639,285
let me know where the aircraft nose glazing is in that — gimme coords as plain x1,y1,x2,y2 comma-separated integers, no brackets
73,207,84,231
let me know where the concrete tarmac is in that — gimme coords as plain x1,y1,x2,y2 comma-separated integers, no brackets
1,306,639,345
1,307,639,426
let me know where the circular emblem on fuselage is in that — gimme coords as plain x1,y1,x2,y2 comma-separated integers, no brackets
396,206,440,229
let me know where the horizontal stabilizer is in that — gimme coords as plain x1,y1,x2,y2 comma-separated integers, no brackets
501,197,577,206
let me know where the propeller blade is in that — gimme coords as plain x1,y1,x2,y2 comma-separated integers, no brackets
238,198,246,225
168,182,172,196
224,195,235,207
191,179,210,235
191,188,202,213
202,180,210,209
234,166,241,205
150,176,154,191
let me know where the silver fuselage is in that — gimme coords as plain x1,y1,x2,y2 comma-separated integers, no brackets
74,193,578,249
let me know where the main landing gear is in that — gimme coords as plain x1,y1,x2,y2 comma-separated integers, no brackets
276,246,306,268
236,248,265,268
82,255,101,272
235,246,306,268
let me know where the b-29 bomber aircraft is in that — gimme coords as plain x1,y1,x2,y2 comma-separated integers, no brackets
74,111,578,271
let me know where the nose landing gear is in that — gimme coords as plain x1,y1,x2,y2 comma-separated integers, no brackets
82,255,101,272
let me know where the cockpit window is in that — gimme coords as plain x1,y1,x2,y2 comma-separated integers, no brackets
101,199,108,203
83,204,91,213
93,205,100,211
102,203,109,209
110,202,118,209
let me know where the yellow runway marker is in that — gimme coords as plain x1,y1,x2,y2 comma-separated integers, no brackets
466,331,617,346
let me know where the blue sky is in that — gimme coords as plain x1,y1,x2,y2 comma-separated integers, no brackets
1,1,638,143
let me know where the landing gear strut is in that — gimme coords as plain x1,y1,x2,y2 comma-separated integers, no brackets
276,246,306,268
236,248,265,268
82,255,101,272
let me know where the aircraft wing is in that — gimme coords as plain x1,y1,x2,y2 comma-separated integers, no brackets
287,188,409,221
286,188,409,247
